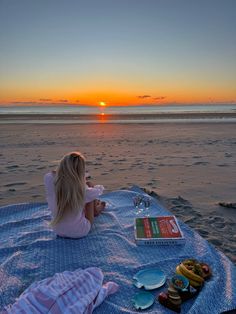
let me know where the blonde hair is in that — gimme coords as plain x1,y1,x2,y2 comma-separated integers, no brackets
51,152,86,226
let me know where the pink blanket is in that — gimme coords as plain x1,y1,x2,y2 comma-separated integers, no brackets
3,267,118,314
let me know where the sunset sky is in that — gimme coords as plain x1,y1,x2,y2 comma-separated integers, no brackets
0,0,236,106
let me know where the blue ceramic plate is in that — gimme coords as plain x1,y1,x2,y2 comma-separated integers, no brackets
171,274,189,291
132,291,155,310
133,268,166,290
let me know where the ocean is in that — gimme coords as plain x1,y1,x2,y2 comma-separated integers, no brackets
0,104,236,123
0,104,236,114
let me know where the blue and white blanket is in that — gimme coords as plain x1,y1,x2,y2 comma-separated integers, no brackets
0,186,236,314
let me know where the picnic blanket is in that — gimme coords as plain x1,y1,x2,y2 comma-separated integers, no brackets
0,186,236,314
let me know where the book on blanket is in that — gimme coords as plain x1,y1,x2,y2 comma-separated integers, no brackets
134,216,185,245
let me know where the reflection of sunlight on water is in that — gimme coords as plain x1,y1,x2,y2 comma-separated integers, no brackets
98,105,107,123
98,112,107,123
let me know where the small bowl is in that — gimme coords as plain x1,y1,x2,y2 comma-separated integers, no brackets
171,274,189,292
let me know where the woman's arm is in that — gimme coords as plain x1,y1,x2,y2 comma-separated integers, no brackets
85,185,104,203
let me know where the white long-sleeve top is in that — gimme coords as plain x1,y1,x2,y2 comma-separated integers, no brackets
44,172,104,238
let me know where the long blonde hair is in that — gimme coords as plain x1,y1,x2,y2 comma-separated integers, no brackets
51,152,86,226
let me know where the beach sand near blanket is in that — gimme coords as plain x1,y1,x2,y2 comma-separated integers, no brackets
0,122,236,264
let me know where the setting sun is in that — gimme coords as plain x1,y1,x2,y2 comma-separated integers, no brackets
99,102,106,107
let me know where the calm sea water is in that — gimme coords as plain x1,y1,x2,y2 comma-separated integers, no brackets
0,104,236,115
0,104,236,123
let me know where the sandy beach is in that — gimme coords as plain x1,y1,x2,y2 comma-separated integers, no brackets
0,121,236,264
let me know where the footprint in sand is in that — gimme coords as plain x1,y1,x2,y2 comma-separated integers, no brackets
171,196,189,205
193,161,209,166
208,237,223,247
219,202,236,209
173,202,183,209
196,229,209,236
182,205,193,210
183,216,196,224
6,165,19,169
213,222,226,229
32,194,41,198
4,182,26,187
212,216,225,223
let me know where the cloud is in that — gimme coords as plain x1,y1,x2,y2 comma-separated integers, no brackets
39,98,52,102
14,99,69,104
75,100,80,103
58,99,68,103
12,101,41,105
216,100,236,104
208,98,236,104
153,96,166,100
137,95,151,99
10,101,73,106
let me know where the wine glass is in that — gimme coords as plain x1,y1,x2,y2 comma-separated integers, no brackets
143,197,151,217
133,195,143,215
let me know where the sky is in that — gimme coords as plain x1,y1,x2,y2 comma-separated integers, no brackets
0,0,236,106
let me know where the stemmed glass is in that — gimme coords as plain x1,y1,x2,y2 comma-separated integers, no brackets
143,197,151,217
133,195,143,215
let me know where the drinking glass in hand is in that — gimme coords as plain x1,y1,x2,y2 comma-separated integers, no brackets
144,198,151,217
133,196,143,215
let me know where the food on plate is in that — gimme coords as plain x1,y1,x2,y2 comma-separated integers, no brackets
171,275,189,291
159,258,212,312
175,259,211,288
168,284,182,306
158,290,181,313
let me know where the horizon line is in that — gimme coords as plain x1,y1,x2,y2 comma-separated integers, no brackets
0,102,236,107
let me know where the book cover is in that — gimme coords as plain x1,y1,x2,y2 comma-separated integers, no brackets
135,216,185,245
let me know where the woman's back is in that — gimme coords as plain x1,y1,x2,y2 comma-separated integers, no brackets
44,172,91,238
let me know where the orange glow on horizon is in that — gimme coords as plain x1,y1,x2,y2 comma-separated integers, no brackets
0,88,236,107
0,66,236,106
